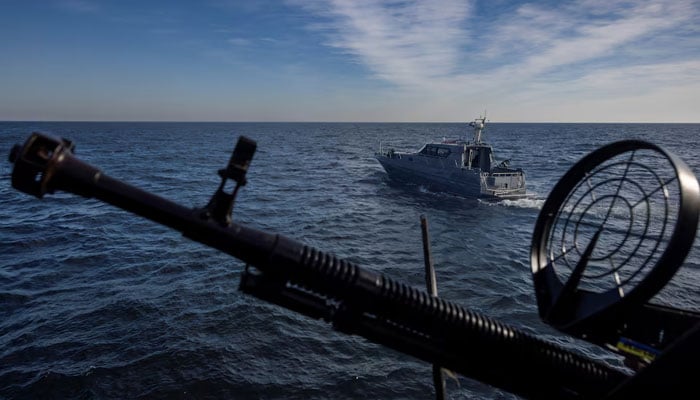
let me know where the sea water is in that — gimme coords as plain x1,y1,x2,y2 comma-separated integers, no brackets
1,122,699,399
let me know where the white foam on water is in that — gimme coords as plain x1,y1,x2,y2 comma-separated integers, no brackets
482,195,545,209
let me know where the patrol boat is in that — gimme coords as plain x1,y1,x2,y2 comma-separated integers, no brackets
375,117,527,199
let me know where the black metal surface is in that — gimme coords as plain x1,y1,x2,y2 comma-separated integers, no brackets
604,322,700,399
420,215,446,400
10,133,700,398
531,140,700,361
10,133,76,197
200,136,256,226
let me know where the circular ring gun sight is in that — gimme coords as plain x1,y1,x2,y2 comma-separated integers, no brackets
531,140,699,365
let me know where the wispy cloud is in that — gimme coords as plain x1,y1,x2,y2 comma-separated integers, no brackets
290,0,699,99
56,0,100,13
557,60,700,96
290,0,473,87
486,1,695,79
228,37,252,46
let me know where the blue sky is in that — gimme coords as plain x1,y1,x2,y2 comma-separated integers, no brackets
1,0,698,122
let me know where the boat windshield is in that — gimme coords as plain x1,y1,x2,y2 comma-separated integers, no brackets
419,145,451,157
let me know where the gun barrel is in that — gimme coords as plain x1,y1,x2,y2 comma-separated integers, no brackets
10,133,630,399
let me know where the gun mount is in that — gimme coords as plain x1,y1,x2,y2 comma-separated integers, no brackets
8,132,700,399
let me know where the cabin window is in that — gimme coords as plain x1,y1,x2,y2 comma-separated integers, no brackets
420,145,436,156
420,145,450,157
437,148,451,157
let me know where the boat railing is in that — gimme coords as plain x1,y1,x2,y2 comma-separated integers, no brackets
376,141,406,158
490,186,526,193
485,188,528,198
479,173,488,192
490,171,523,177
481,172,525,193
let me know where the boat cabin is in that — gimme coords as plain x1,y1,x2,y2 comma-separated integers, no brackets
466,146,493,171
374,115,527,199
417,143,494,172
418,144,453,158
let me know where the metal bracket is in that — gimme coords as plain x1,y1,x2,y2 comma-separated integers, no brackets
199,136,256,225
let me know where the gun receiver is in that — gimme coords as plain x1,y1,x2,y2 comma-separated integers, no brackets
9,132,698,399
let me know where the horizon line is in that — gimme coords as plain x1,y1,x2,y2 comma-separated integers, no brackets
2,120,699,124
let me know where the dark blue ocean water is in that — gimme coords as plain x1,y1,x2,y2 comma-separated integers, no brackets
1,122,699,399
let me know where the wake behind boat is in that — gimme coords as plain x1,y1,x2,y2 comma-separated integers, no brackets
375,117,527,199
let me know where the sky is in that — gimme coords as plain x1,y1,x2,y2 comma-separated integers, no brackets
1,0,698,122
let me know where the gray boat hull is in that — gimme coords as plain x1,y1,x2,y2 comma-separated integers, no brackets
377,154,527,199
377,155,481,194
375,117,528,200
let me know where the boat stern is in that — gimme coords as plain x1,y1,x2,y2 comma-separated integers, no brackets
481,169,528,199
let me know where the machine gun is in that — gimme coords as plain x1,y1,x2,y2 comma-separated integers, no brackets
8,132,700,399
